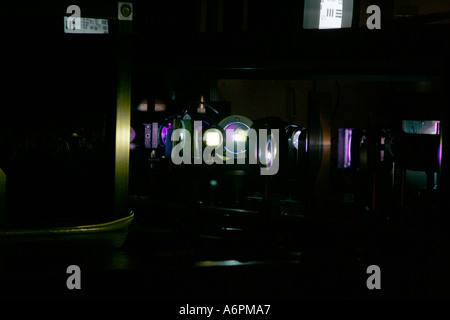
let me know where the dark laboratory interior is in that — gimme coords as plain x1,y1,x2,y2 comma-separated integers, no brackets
1,0,450,301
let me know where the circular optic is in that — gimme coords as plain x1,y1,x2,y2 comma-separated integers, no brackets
120,4,132,17
219,115,253,158
223,122,250,155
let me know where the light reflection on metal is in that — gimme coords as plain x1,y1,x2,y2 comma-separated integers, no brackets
114,20,132,219
292,130,301,150
195,259,300,267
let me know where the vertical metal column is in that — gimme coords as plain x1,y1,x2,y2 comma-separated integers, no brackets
114,19,132,218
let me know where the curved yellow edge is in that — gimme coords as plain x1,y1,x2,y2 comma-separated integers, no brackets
69,212,135,230
0,211,134,237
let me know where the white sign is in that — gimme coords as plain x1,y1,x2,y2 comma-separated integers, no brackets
319,0,343,29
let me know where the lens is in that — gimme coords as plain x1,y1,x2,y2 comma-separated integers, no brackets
224,122,250,155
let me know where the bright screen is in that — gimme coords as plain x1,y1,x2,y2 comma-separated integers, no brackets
303,0,354,29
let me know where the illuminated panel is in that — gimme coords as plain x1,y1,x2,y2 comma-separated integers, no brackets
402,120,440,135
64,17,109,34
319,0,343,29
303,0,354,29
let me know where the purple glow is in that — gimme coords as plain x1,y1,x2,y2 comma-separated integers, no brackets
160,122,176,145
161,126,168,144
347,129,352,168
196,120,210,131
338,128,353,169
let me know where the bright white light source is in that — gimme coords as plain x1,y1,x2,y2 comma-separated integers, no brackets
319,0,343,29
224,123,250,155
232,129,247,142
204,130,222,147
292,130,301,150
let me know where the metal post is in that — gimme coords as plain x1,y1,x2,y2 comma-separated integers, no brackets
114,19,132,218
